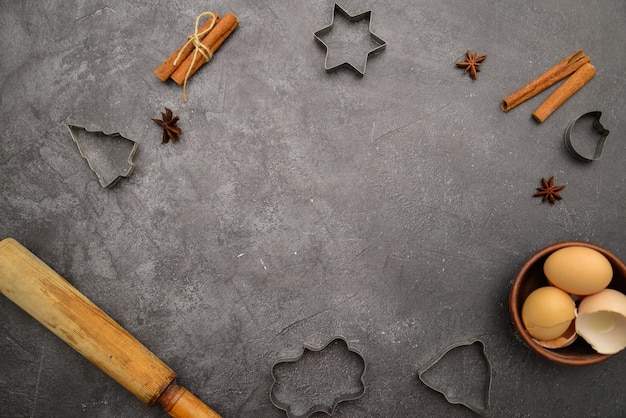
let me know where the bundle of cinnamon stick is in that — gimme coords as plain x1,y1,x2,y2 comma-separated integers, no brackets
501,50,596,123
155,12,238,101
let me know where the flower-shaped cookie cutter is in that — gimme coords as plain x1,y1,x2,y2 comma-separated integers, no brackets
270,336,366,418
564,111,609,162
417,338,492,417
314,3,387,76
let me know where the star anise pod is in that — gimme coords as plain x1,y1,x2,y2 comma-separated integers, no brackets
533,176,565,204
152,107,182,143
456,50,487,80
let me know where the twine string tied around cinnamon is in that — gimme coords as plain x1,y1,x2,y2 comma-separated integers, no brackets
174,11,217,101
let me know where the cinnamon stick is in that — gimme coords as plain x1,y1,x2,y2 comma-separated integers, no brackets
170,12,239,86
501,50,590,112
154,14,220,82
532,63,596,123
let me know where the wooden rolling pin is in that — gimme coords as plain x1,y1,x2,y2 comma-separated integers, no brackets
0,238,220,418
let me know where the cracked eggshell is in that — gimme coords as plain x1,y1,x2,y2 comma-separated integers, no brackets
576,289,626,354
544,246,613,295
521,286,576,341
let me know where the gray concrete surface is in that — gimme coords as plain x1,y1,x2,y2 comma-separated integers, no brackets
1,0,626,417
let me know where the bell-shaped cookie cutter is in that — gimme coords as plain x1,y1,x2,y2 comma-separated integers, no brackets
67,124,138,188
564,111,609,162
417,338,492,417
314,3,387,76
270,336,366,418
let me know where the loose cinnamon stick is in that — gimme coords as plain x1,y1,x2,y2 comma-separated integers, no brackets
170,12,239,86
154,14,220,82
501,50,590,112
532,63,596,123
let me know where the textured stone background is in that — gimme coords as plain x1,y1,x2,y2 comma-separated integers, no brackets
1,0,625,417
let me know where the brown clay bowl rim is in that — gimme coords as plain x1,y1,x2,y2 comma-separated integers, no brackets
510,241,626,366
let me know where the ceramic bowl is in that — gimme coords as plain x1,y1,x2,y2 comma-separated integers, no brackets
510,241,626,366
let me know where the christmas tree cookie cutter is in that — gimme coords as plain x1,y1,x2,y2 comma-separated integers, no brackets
314,3,387,76
67,124,138,188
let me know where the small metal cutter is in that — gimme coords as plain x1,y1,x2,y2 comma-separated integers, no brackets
417,338,492,417
564,111,609,162
68,124,138,188
270,336,366,418
314,3,387,75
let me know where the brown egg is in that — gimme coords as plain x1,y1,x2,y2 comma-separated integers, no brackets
522,286,576,341
544,246,612,295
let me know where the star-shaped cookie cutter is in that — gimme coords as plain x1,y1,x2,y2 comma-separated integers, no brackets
314,3,387,76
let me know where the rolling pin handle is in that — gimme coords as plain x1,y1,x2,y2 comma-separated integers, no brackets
157,380,221,418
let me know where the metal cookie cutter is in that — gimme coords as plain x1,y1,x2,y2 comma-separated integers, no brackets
68,124,138,188
270,336,366,418
314,3,387,75
417,338,492,417
564,111,609,162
